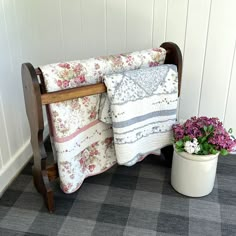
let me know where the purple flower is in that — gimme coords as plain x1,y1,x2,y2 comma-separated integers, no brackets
173,116,236,155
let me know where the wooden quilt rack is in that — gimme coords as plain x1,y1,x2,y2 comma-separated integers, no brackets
21,42,182,213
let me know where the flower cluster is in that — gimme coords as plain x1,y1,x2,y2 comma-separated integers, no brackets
173,116,236,156
184,138,200,154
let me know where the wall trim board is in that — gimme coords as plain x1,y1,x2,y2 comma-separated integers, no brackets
0,138,32,197
0,124,49,197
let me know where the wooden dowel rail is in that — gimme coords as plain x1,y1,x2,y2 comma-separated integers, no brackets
41,82,107,105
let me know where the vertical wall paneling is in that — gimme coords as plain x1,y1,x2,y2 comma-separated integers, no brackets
60,0,84,60
1,0,22,157
126,0,154,51
164,0,188,120
165,0,188,53
0,96,11,165
198,0,236,120
3,0,26,146
0,148,2,170
15,0,36,63
14,0,34,141
81,0,106,58
106,0,126,54
26,0,64,65
224,42,236,132
17,0,64,140
152,0,168,47
178,0,211,119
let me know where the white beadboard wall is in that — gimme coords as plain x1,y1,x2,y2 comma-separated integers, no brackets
0,0,236,195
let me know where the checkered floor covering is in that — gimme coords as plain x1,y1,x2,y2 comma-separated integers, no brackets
0,141,236,236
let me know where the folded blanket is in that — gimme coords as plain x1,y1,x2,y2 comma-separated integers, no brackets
100,65,178,165
40,48,167,193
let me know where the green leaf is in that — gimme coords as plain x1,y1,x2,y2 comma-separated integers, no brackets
220,149,228,156
228,128,233,134
203,126,208,132
203,150,209,155
198,137,203,143
200,136,208,144
211,149,218,155
208,125,214,132
176,140,183,148
183,136,191,142
176,147,184,152
199,144,203,151
203,142,210,150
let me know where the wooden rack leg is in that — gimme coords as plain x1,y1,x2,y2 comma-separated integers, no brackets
22,63,56,213
161,145,174,168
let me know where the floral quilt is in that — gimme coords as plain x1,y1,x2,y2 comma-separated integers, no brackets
40,48,167,193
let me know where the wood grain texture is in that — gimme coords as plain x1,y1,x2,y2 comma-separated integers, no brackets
21,63,54,212
41,83,107,105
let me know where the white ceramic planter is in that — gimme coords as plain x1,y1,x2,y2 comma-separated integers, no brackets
171,149,219,197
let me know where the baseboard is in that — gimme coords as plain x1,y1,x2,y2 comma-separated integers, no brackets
0,123,49,197
0,139,32,197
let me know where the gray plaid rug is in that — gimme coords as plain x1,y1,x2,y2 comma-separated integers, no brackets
0,140,236,236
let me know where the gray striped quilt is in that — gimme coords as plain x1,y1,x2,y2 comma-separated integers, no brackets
99,64,178,165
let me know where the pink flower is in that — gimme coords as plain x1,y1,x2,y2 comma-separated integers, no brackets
73,64,83,73
153,48,162,52
82,97,90,105
61,182,73,192
62,185,69,192
88,164,95,172
57,80,62,87
89,151,95,156
149,62,159,67
58,63,70,69
79,75,86,83
105,137,113,145
63,80,69,88
75,75,86,84
91,142,98,148
90,111,97,119
79,157,86,165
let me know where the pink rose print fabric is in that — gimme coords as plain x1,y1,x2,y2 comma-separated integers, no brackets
40,48,166,193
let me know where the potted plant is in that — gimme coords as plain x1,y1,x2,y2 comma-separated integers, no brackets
171,116,236,197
